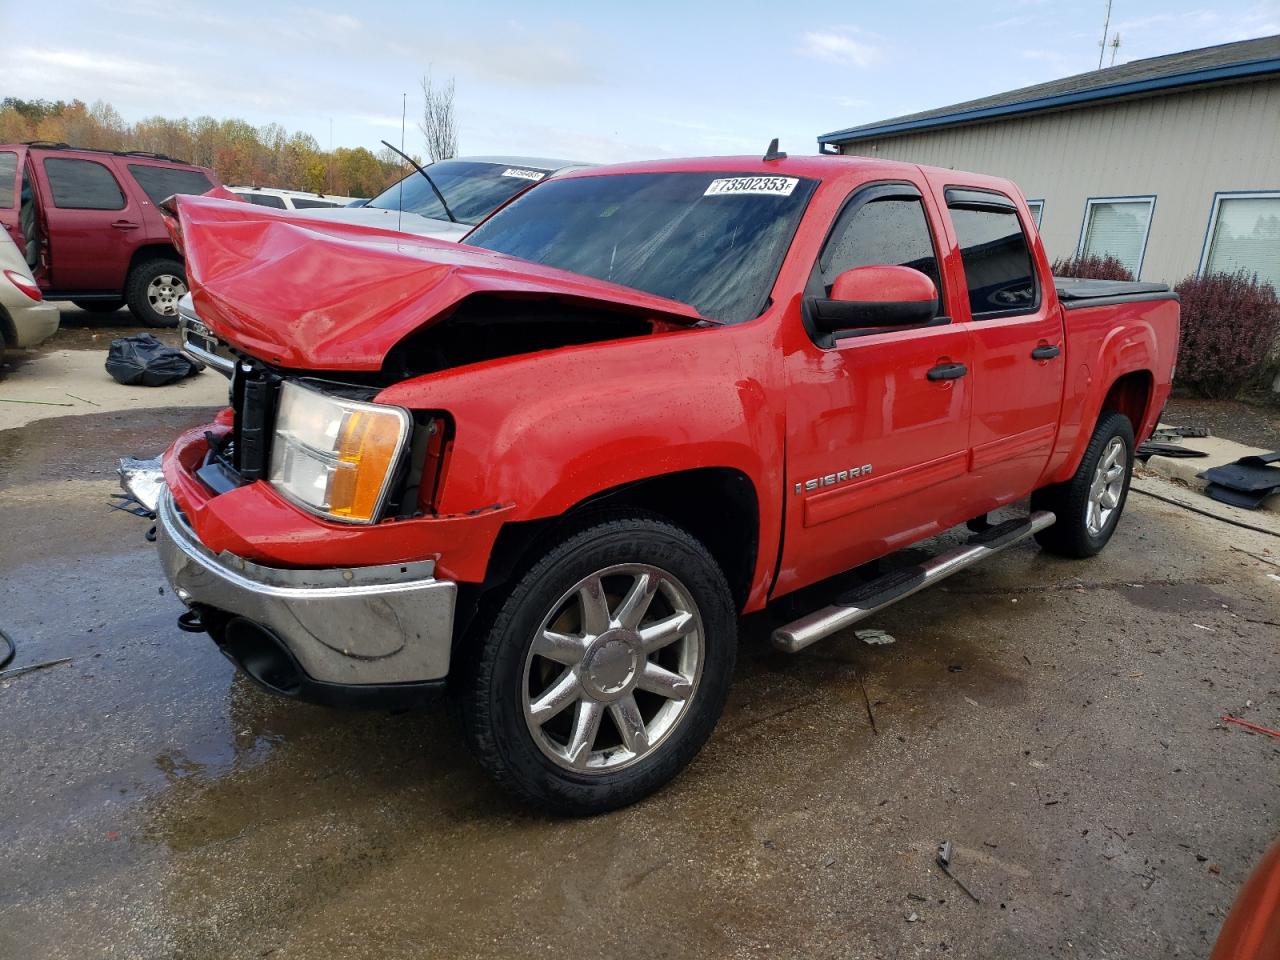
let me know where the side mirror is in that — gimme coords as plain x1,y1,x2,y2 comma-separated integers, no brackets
809,265,939,336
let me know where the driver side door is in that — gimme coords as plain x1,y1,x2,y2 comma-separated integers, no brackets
776,181,976,596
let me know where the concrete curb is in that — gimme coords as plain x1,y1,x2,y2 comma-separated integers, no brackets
1143,431,1280,514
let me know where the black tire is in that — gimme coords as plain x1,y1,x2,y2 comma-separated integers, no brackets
1032,411,1135,558
124,258,186,328
459,514,737,816
71,299,124,314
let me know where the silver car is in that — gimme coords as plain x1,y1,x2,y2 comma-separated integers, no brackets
0,230,58,363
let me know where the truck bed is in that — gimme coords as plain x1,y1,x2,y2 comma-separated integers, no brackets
1054,277,1177,309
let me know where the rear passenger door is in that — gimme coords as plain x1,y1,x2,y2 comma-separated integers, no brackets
942,188,1065,507
40,155,141,291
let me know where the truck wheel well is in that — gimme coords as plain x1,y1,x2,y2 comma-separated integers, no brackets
455,468,760,648
128,244,182,276
1101,370,1154,434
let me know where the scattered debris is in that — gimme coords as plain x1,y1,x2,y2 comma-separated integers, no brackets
905,912,919,923
906,893,928,902
854,628,896,646
935,841,980,903
65,392,100,406
1200,452,1280,510
1192,623,1215,632
964,696,980,708
1229,546,1279,567
857,671,878,735
0,657,72,681
947,664,964,673
0,397,74,406
1137,440,1208,460
1222,715,1280,739
1208,863,1221,875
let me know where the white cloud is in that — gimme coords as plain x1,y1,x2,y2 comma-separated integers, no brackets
797,29,884,68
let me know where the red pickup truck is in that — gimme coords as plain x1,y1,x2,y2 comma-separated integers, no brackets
0,143,221,326
147,153,1178,814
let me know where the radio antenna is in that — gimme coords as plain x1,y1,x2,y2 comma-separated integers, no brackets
398,92,406,233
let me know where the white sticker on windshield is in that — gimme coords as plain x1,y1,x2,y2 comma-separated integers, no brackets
502,168,547,181
704,176,798,197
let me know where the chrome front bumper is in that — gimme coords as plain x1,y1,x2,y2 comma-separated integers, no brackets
155,490,457,685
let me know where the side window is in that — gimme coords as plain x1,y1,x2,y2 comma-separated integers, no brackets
0,151,16,208
290,197,340,209
43,158,127,210
819,196,942,299
126,164,213,204
948,196,1037,318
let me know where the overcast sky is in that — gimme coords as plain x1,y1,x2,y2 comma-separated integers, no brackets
2,0,1276,163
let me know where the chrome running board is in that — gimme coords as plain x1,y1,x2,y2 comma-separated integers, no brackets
771,511,1056,654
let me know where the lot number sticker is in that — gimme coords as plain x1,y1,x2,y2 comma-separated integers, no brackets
502,168,546,181
704,176,798,197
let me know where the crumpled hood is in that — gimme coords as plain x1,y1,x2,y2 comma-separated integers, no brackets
171,194,708,371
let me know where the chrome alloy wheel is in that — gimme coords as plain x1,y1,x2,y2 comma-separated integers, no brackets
146,274,187,318
521,563,704,774
1087,436,1128,536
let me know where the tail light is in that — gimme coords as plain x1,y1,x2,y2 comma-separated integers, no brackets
4,270,42,302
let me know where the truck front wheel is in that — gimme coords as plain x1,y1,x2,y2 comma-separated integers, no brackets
460,515,737,815
1032,410,1135,558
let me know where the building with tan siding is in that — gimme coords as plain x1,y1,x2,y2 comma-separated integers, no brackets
817,36,1280,288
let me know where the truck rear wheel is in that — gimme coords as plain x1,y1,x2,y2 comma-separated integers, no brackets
459,515,737,815
1032,410,1135,558
125,259,187,328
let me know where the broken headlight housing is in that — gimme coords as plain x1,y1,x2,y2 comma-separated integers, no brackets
268,380,411,523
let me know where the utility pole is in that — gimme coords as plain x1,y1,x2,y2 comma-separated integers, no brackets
1097,0,1113,69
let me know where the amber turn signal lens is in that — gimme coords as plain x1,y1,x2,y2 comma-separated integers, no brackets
329,409,406,521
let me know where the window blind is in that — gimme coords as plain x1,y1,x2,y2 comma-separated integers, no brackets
1081,200,1152,276
1205,196,1280,289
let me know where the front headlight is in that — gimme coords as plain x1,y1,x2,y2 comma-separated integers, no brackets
268,381,411,523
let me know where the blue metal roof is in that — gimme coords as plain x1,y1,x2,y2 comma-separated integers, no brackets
819,36,1280,146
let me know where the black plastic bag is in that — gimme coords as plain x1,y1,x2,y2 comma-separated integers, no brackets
105,334,203,387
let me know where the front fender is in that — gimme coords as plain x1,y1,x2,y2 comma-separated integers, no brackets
376,325,783,588
379,326,779,517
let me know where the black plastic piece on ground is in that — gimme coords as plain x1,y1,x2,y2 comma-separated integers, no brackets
1137,441,1209,460
176,609,206,633
965,517,1033,548
1204,483,1274,510
0,628,14,670
1199,453,1280,494
835,566,927,609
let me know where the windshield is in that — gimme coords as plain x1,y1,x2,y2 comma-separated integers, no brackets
367,160,553,225
465,172,816,324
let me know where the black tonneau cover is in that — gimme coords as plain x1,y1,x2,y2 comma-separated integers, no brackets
1054,277,1177,309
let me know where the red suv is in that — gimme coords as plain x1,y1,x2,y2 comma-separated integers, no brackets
0,142,222,326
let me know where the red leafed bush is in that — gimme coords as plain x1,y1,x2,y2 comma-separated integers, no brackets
1050,254,1135,281
1173,271,1280,398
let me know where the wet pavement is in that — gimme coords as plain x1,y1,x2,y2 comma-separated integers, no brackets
3,352,1280,959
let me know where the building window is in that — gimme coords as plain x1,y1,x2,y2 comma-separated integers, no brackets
1026,200,1044,228
1078,196,1154,277
1199,192,1280,289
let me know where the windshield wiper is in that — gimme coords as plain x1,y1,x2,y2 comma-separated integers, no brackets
380,139,458,224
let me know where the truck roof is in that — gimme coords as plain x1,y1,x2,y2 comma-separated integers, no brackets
555,153,1021,196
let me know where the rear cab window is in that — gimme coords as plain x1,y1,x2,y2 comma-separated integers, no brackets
126,164,213,204
43,157,126,210
945,187,1037,319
